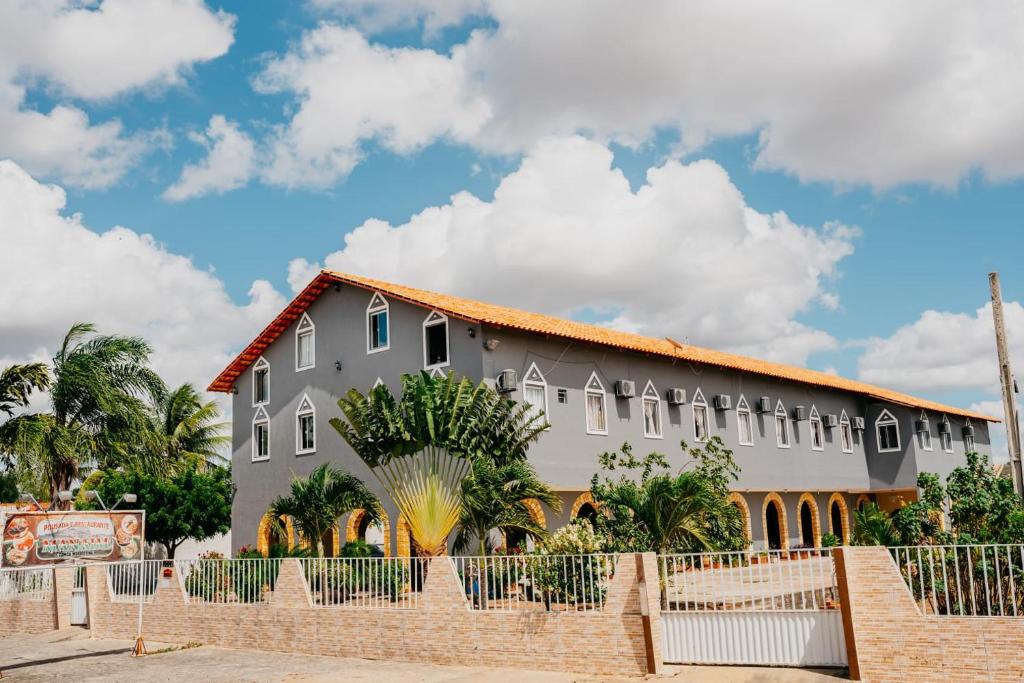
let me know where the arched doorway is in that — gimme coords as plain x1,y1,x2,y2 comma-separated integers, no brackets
576,503,598,525
830,502,844,544
727,492,752,547
799,501,814,546
765,502,782,550
828,493,849,544
346,509,391,556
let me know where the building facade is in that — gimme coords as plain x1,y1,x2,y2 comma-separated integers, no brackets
210,271,995,555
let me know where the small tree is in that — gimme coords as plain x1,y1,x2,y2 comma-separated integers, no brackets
82,462,232,558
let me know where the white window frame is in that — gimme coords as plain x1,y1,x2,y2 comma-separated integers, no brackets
366,293,391,354
422,311,450,370
641,380,663,439
252,406,270,462
964,419,976,453
522,362,549,427
809,405,824,451
839,410,853,453
774,400,791,449
875,409,901,453
584,372,608,436
736,395,754,446
295,312,315,372
295,394,316,455
252,356,270,407
692,388,709,443
917,411,933,452
940,415,954,453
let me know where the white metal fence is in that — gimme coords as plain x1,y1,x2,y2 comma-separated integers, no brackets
0,567,53,601
299,557,427,608
891,544,1024,617
449,554,615,611
106,561,162,603
175,558,280,605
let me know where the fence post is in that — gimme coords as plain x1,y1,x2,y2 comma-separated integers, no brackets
833,547,861,680
635,552,663,675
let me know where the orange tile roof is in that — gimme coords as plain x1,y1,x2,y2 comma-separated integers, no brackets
209,270,998,423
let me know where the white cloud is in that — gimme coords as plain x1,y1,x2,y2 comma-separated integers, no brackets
0,0,234,188
310,0,487,35
289,136,855,365
254,24,489,189
264,2,1024,189
163,115,255,201
0,160,285,402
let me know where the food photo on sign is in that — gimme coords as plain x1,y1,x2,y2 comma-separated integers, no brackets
1,511,144,567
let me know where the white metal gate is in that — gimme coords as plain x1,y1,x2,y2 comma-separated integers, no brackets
659,550,848,667
71,567,88,625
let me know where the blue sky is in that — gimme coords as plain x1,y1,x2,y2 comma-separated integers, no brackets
3,1,1024,454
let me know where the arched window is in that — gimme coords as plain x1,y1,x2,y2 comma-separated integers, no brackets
642,380,663,439
584,372,608,435
295,394,316,455
522,363,548,424
692,388,709,443
736,395,754,446
875,409,901,453
809,405,824,451
252,406,270,462
939,414,954,453
839,410,853,453
295,312,315,371
916,411,933,451
366,293,390,353
774,401,791,449
252,356,269,407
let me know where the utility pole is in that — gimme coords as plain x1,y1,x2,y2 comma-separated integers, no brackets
989,272,1024,503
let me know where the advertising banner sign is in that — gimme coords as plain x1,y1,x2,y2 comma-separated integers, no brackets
0,510,145,567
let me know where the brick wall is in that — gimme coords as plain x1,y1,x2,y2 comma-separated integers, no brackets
0,569,57,636
836,546,1024,682
85,554,662,677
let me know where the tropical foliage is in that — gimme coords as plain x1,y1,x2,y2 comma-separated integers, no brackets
0,363,50,418
331,371,548,556
589,438,746,554
268,463,381,557
79,460,232,558
148,383,230,468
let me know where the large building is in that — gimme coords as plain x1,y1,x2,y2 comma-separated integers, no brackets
210,271,996,555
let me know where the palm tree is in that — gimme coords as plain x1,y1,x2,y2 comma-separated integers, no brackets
0,323,164,508
454,457,561,556
599,472,722,555
331,371,548,556
150,383,229,468
268,463,381,557
0,363,50,418
853,502,899,546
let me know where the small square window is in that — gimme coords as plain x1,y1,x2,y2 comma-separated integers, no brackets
557,388,568,404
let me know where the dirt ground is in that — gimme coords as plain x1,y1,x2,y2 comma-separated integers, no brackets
0,629,847,682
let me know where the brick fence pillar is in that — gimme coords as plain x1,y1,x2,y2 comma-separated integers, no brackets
53,566,75,629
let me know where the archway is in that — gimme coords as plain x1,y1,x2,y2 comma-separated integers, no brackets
570,492,599,525
796,493,821,547
727,492,752,547
346,509,392,556
762,492,788,550
828,493,850,544
799,502,814,546
256,513,295,557
855,494,871,512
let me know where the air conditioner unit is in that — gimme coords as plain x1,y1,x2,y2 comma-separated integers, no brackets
666,388,686,405
495,369,517,393
915,419,930,433
852,416,866,431
823,414,839,428
962,424,975,438
757,397,772,413
937,421,951,435
713,395,732,410
614,380,636,398
793,405,807,421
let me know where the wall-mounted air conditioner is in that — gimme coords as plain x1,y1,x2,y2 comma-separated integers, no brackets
962,424,975,438
852,416,866,431
614,380,636,398
666,388,686,405
793,405,807,421
495,369,517,393
713,395,732,410
823,414,839,428
937,421,951,435
915,420,930,433
757,397,772,413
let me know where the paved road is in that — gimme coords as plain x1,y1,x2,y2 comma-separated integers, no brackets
0,629,847,682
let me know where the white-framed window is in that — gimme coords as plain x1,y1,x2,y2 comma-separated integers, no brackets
295,312,315,371
252,356,269,407
840,410,853,453
422,311,450,370
809,405,824,451
366,293,390,354
692,388,709,443
774,400,791,449
252,406,270,462
295,394,316,454
584,372,608,435
964,419,976,453
642,380,663,439
522,363,548,425
917,411,933,452
940,415,954,453
875,409,901,453
736,395,754,446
